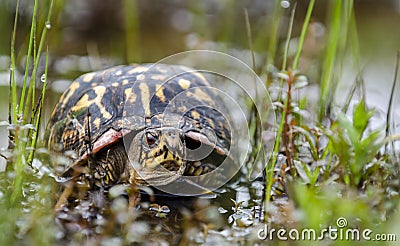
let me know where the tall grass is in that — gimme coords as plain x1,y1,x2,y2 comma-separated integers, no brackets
318,0,354,121
242,1,397,231
1,0,56,244
9,0,19,125
386,51,400,154
265,0,284,75
257,0,399,235
263,0,315,215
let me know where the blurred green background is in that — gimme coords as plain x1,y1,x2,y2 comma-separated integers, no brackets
0,0,399,126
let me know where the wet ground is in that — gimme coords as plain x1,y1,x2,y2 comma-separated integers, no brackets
48,172,270,244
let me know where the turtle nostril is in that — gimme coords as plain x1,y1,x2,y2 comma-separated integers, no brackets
184,136,201,150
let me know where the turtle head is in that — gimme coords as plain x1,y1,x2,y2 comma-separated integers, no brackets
127,127,187,186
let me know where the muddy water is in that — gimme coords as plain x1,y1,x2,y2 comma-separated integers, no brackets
53,176,266,244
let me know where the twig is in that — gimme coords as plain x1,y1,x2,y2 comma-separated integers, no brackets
385,51,400,152
85,109,95,188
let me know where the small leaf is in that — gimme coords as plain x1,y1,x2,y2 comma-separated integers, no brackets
277,72,290,81
294,160,310,184
293,75,309,89
337,113,358,146
353,99,374,138
292,126,318,160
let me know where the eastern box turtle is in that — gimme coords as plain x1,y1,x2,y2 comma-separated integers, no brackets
46,63,238,194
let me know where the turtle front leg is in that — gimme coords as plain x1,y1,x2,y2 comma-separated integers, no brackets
93,143,128,187
184,161,217,176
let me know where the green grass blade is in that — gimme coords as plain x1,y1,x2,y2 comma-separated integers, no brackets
28,48,49,164
318,0,341,121
25,0,55,125
385,51,400,153
349,2,360,72
266,0,283,72
292,0,315,71
244,8,256,70
277,3,296,102
282,3,296,72
318,0,354,121
10,0,20,124
10,130,27,206
342,75,361,113
19,0,39,121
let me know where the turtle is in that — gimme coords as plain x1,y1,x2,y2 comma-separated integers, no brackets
46,63,239,194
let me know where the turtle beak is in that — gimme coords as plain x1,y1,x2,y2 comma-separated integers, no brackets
129,167,185,186
129,153,186,186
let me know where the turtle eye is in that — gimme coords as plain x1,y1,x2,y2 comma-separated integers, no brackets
145,132,158,147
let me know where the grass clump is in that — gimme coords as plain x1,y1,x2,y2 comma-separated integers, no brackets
0,0,58,244
256,0,400,241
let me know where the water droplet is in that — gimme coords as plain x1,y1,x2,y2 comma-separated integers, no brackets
281,0,290,8
45,21,51,29
40,74,46,83
218,207,228,214
16,114,23,123
149,204,159,212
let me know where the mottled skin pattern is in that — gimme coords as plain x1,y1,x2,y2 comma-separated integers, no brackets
46,63,234,187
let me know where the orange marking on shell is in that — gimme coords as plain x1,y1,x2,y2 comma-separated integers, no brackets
191,110,201,120
82,72,96,82
178,79,191,90
155,84,166,103
139,83,151,117
128,66,149,74
71,86,112,119
78,128,130,162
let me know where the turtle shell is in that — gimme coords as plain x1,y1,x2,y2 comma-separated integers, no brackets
46,64,236,188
